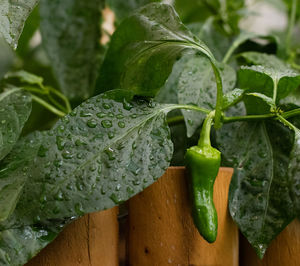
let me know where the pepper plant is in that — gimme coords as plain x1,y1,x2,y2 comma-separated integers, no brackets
0,0,299,265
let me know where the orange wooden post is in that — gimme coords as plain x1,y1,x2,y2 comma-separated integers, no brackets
240,219,300,266
26,207,119,266
128,167,238,266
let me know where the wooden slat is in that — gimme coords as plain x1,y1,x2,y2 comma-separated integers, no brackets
128,167,238,266
26,207,119,266
240,219,300,266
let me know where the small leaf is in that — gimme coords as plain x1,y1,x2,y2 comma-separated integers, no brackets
222,88,244,109
5,70,44,87
238,52,300,114
40,0,105,101
223,31,278,63
0,88,32,160
247,92,275,109
96,3,216,98
239,52,300,100
0,0,38,48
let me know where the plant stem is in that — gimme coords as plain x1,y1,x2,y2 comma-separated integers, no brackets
31,95,66,117
166,115,184,126
198,111,215,147
48,87,72,113
291,62,300,71
211,64,223,129
272,78,278,103
286,0,297,54
282,108,300,119
223,113,276,123
277,114,298,131
169,104,211,114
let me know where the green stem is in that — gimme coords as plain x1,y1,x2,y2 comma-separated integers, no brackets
272,78,278,103
223,108,300,124
48,87,72,113
169,104,211,114
277,114,298,131
47,93,68,113
211,64,223,129
166,115,184,126
291,62,300,71
282,108,300,119
198,111,215,148
223,113,276,123
286,0,297,54
31,95,66,117
22,86,48,95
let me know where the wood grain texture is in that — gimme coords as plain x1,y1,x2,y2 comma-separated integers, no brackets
26,207,119,266
128,167,238,266
240,219,300,266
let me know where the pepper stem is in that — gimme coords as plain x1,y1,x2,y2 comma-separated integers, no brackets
198,111,215,148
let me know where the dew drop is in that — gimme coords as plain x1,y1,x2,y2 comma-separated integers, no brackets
62,150,73,159
123,99,133,110
56,136,65,151
87,119,97,128
118,121,125,128
96,112,106,118
75,203,84,215
101,120,112,128
103,103,111,109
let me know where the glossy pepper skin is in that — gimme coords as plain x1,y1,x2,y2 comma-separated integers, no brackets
185,145,221,243
185,111,221,243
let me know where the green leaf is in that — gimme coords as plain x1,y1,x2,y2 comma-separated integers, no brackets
0,88,32,160
173,1,214,24
222,88,244,109
0,132,42,222
216,120,296,258
106,0,160,22
0,0,38,48
289,129,300,214
0,90,173,231
238,52,300,114
16,5,40,57
223,31,278,63
40,0,105,101
174,0,245,34
0,219,70,266
5,70,43,88
0,39,14,80
247,92,276,109
95,3,216,98
177,55,236,137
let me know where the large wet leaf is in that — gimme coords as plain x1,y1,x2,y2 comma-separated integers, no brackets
177,55,236,137
106,0,160,21
0,132,42,223
216,120,296,258
0,90,173,230
40,0,105,101
96,3,216,98
0,219,70,266
0,88,32,160
0,39,14,80
0,0,38,48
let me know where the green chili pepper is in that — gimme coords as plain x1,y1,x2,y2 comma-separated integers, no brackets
185,111,221,243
